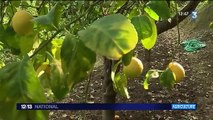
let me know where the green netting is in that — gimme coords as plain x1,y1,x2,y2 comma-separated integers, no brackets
181,39,206,52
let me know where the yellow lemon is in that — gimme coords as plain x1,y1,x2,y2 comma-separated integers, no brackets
168,62,185,82
11,10,33,35
123,57,143,78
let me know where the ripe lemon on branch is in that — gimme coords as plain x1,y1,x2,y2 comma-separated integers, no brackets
11,10,33,35
168,62,185,82
123,57,143,78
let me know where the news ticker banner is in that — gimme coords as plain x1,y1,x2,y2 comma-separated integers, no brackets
17,103,197,110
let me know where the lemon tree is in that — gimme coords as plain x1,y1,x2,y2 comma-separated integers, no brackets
0,1,197,120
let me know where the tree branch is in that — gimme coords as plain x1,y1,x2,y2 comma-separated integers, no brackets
157,0,201,34
30,29,62,58
30,1,100,58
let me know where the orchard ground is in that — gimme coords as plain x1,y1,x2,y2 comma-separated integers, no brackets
49,4,213,120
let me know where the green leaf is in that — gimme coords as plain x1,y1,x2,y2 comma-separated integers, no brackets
128,8,140,19
131,15,152,40
159,68,176,88
61,34,96,90
143,70,160,90
144,7,159,21
145,0,170,20
114,73,130,99
33,15,52,25
0,56,48,120
37,68,51,89
11,1,21,7
6,5,17,17
33,3,63,29
36,62,51,89
46,52,69,100
51,39,63,60
111,61,129,98
111,60,122,85
131,15,157,50
78,14,138,60
17,33,37,55
2,26,21,54
3,26,19,49
143,71,152,90
2,26,37,55
122,50,134,66
33,52,48,70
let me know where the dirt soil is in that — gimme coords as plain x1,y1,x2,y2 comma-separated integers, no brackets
49,3,213,120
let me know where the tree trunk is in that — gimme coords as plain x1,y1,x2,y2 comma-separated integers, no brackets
102,57,117,120
101,1,130,119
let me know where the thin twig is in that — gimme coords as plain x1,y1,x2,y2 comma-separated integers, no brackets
30,29,62,58
83,69,93,120
116,0,129,14
84,71,93,103
124,1,136,15
37,0,45,14
9,1,15,15
30,1,101,58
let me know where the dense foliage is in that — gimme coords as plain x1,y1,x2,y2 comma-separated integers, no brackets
0,1,200,119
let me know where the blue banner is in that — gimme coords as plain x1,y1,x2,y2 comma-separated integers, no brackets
17,103,197,110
